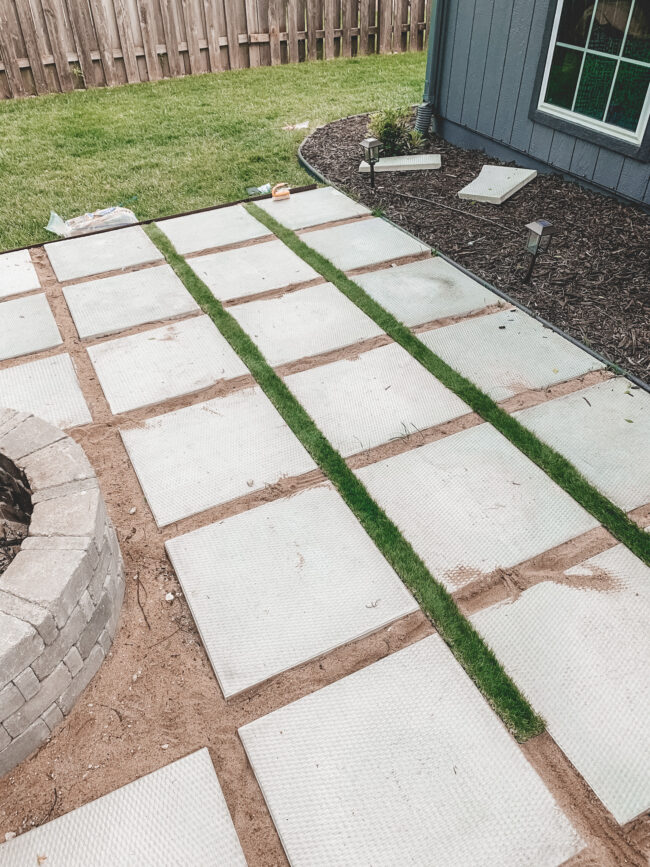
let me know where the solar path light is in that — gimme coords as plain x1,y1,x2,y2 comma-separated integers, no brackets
361,137,381,189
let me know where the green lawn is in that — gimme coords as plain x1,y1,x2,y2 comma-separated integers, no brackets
0,53,425,251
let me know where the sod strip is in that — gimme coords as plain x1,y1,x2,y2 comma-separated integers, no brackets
245,203,650,567
145,223,543,740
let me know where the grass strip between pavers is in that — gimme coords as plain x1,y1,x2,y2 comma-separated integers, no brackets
145,221,544,741
245,202,650,568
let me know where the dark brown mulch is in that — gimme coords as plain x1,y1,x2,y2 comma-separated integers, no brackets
301,114,650,383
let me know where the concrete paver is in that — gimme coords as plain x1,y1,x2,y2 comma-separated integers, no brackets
0,354,91,428
0,294,62,362
0,250,40,299
45,226,162,282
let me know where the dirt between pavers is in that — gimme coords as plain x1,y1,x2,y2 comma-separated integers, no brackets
0,248,646,866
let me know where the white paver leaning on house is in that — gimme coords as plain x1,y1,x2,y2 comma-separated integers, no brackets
87,315,248,414
0,294,62,362
45,225,162,282
121,386,316,526
0,749,247,865
166,484,418,698
284,341,470,456
472,543,650,825
63,265,199,339
239,635,584,866
0,249,40,299
156,203,271,254
0,354,91,428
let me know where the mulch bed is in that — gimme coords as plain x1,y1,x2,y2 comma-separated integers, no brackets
301,113,650,383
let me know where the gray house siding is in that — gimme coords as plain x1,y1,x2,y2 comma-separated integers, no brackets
435,0,650,205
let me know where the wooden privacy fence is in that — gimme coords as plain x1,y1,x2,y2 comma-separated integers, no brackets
0,0,431,98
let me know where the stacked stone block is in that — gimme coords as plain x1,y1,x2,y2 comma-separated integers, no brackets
0,408,124,776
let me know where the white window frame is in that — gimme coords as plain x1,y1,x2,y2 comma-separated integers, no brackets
537,0,650,146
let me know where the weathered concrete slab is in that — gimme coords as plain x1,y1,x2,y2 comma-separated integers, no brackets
285,342,470,456
0,250,40,299
166,484,417,698
354,257,499,326
360,153,442,173
419,309,604,400
304,218,430,271
87,315,248,414
0,749,247,866
121,387,316,526
239,635,583,866
0,294,62,362
356,424,599,590
458,165,537,204
472,544,650,825
255,186,371,229
0,354,91,429
229,283,383,366
515,377,650,511
45,226,162,282
63,265,199,339
190,239,320,302
157,204,271,254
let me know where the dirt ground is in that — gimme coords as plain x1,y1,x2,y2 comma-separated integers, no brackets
301,113,650,384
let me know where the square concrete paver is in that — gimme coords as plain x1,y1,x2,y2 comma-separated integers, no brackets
229,283,383,366
419,309,604,401
157,204,271,254
255,186,371,229
239,635,583,866
190,239,320,302
166,484,418,698
285,342,470,456
473,544,650,824
515,377,650,511
121,387,316,526
0,749,247,866
63,264,199,339
360,153,442,173
354,257,499,327
87,315,248,414
0,249,40,299
0,294,62,362
0,354,91,428
304,218,430,271
356,424,598,590
45,226,162,282
457,165,537,204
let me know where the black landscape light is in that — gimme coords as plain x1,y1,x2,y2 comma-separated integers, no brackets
361,136,381,189
523,219,555,282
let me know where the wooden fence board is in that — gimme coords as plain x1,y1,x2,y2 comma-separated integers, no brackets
87,0,118,84
341,0,351,55
159,1,183,75
203,0,224,70
358,0,368,54
14,0,49,93
0,0,27,96
223,0,241,67
136,0,161,79
41,0,75,90
244,0,262,65
287,0,299,61
268,0,281,64
114,0,140,81
378,0,390,52
305,0,318,58
181,0,202,72
324,0,335,57
65,0,97,87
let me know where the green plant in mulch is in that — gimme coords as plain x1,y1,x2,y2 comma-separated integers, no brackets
145,220,545,743
368,107,423,156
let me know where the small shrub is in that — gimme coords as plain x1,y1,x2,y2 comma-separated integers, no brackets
368,107,423,156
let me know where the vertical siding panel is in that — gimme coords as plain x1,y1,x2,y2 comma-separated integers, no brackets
475,0,515,137
439,0,460,117
528,122,554,163
491,0,532,142
592,150,624,191
509,0,548,152
460,0,494,128
570,140,599,181
643,177,650,205
616,159,650,203
548,130,576,170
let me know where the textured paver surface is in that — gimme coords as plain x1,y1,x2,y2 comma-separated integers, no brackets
0,249,40,299
0,749,247,866
87,315,248,414
354,257,498,326
0,354,91,428
229,283,383,366
190,239,320,301
360,153,442,172
356,424,599,589
255,186,371,229
304,217,430,270
121,387,316,526
473,544,650,824
419,308,604,400
285,342,470,456
63,265,199,339
0,294,62,361
516,377,650,511
157,204,271,254
240,635,583,866
45,226,162,282
166,485,418,697
457,165,537,204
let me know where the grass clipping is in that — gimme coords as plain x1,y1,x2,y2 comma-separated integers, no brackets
145,220,544,741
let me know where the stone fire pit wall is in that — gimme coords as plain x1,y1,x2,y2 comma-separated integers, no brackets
0,408,124,776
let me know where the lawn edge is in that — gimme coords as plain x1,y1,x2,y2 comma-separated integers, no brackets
245,202,650,567
144,221,545,742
